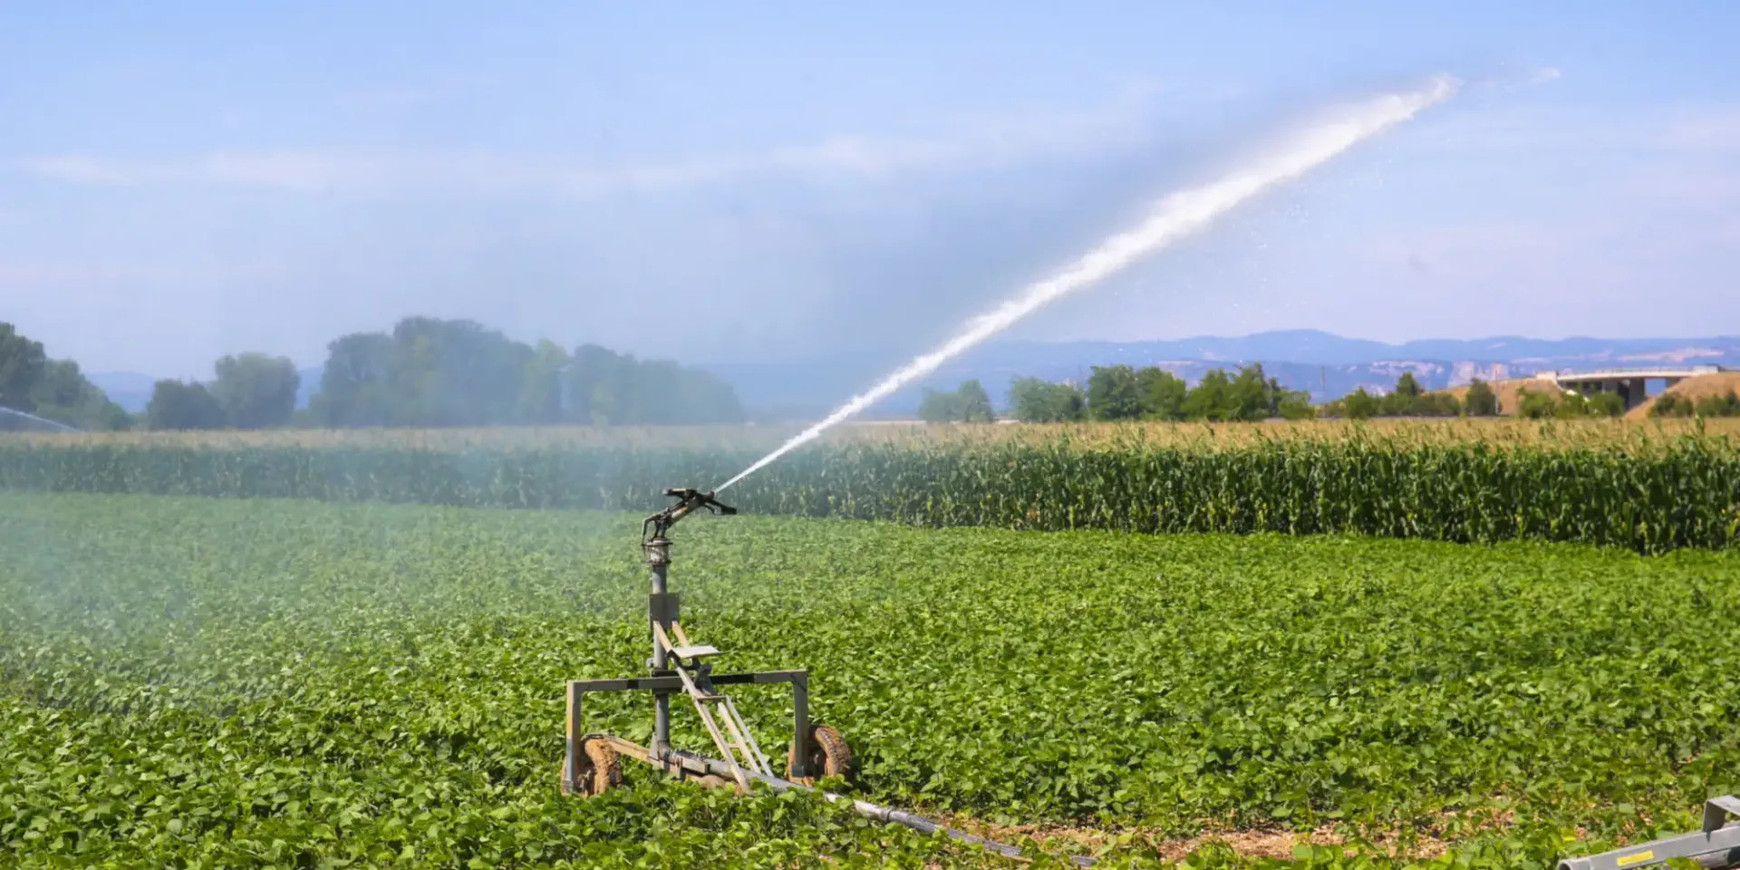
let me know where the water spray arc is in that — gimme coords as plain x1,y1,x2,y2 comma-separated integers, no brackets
562,77,1460,867
718,74,1458,493
0,405,80,434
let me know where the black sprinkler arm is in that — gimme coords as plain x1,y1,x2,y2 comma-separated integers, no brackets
642,487,737,543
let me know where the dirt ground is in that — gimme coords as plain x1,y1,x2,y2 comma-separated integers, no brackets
937,812,1516,864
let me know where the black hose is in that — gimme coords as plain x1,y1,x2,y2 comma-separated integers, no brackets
663,747,1095,866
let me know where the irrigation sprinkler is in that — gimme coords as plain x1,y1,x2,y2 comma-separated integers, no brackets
561,486,1084,866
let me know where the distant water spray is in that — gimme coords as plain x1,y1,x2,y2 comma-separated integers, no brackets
717,75,1458,492
0,405,79,433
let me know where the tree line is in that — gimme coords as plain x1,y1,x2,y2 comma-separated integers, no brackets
1325,373,1497,419
1511,386,1625,419
0,323,132,430
923,369,1529,424
143,352,305,430
2,318,745,431
922,364,1316,423
149,317,746,430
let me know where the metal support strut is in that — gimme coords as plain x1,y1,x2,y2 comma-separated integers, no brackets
599,736,1092,867
562,486,1091,867
1559,796,1740,870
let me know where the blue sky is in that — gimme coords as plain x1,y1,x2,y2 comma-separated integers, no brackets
2,2,1737,378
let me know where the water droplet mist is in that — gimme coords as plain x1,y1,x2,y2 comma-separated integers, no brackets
718,75,1458,492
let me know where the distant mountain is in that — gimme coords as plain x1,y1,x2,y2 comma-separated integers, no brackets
295,367,322,409
85,372,159,414
705,331,1740,419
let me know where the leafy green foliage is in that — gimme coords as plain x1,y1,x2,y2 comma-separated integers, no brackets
26,359,133,431
1088,366,1145,421
1182,370,1235,421
1652,392,1740,419
1324,375,1460,419
1587,392,1627,418
921,380,998,423
146,380,227,431
211,352,302,429
1464,380,1498,417
1516,389,1559,420
1652,393,1696,419
1137,367,1189,421
1340,389,1380,420
309,319,744,428
0,321,47,411
1516,389,1628,421
0,322,130,431
3,493,1737,867
1029,365,1304,423
1009,377,1088,423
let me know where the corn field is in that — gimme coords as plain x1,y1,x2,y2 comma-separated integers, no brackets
3,425,1737,552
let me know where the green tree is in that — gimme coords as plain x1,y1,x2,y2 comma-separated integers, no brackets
1464,379,1498,416
1008,377,1086,422
1182,369,1233,421
954,379,995,423
1342,388,1380,420
517,340,570,424
1277,392,1316,420
28,359,87,413
667,363,744,425
1694,390,1740,418
311,332,398,427
1651,394,1694,418
1135,367,1187,420
1226,364,1274,421
307,319,745,428
1553,394,1591,419
389,317,531,427
917,388,960,423
567,344,620,425
28,359,131,431
1086,365,1142,420
1516,388,1559,420
1411,392,1462,417
0,322,47,411
211,353,300,429
1587,392,1626,418
1381,372,1425,416
0,324,129,430
146,380,225,430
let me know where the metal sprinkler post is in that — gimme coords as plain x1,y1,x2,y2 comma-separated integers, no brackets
561,487,1084,866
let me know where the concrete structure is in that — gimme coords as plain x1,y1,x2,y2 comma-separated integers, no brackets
1533,365,1730,411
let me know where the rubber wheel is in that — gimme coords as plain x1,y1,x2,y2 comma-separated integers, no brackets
573,736,623,797
787,724,853,784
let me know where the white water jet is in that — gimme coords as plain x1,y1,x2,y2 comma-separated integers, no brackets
718,76,1458,492
0,405,80,433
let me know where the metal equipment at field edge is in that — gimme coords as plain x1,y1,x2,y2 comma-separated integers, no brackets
1560,797,1740,870
560,487,1086,866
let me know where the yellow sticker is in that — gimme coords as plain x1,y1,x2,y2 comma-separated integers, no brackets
1615,850,1655,867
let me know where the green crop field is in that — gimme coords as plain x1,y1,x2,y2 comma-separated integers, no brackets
3,422,1739,554
5,490,1739,868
